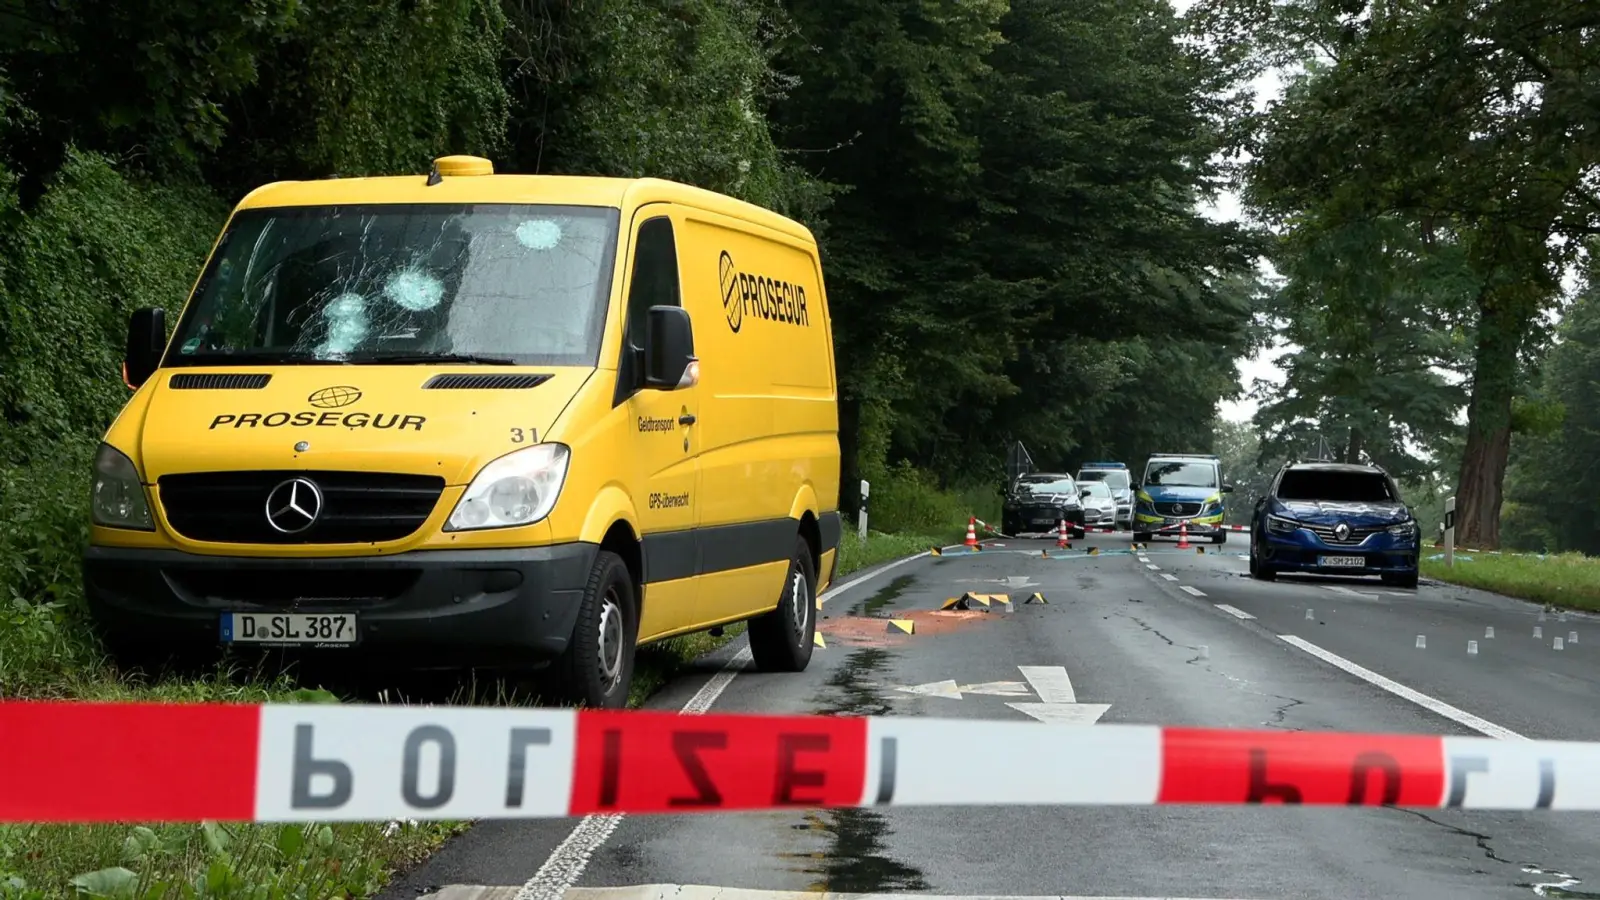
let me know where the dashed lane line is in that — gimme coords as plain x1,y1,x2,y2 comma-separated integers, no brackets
1179,585,1206,597
1214,604,1255,620
1160,574,1179,582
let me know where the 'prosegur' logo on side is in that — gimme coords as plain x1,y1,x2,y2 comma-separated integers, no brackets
718,251,810,334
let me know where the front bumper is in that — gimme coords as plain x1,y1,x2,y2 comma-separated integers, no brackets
1257,532,1418,574
1134,512,1224,535
1007,506,1085,530
83,542,598,667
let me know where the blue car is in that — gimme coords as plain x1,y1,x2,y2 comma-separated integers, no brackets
1249,461,1420,588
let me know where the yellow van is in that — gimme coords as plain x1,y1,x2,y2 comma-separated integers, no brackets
83,155,842,708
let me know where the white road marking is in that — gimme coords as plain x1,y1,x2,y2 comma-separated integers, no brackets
1214,604,1255,620
1146,563,1160,570
1279,635,1524,741
1018,665,1078,702
1179,585,1206,597
518,547,942,900
960,680,1032,696
894,679,963,699
1161,573,1179,581
1323,584,1380,599
1005,701,1113,724
1011,665,1111,723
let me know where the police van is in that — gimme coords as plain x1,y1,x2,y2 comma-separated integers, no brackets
1132,453,1233,544
84,155,842,708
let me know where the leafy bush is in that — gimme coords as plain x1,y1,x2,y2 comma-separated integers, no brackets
867,461,999,536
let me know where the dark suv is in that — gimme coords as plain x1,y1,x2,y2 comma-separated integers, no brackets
1003,473,1086,538
1249,462,1420,588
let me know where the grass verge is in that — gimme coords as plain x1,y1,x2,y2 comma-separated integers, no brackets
1421,550,1600,611
0,527,957,899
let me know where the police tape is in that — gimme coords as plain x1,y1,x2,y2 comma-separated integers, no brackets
4,702,1598,823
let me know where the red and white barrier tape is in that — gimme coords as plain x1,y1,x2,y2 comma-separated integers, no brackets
4,702,1597,823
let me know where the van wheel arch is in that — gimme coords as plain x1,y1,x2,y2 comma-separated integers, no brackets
797,511,821,579
600,520,643,620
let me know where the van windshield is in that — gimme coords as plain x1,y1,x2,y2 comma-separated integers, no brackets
165,203,621,367
1143,460,1218,489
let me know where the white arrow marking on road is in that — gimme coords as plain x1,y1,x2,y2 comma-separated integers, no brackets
958,681,1032,696
894,680,963,700
1008,665,1111,724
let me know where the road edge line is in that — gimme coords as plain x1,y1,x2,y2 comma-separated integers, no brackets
515,544,946,899
1278,634,1525,741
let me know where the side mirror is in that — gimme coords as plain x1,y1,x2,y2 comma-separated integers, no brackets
124,307,167,389
643,305,697,390
1221,483,1236,493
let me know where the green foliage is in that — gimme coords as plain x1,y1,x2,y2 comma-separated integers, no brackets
0,151,225,464
1211,418,1277,524
1251,213,1476,483
1501,269,1600,555
1217,0,1600,548
213,0,509,189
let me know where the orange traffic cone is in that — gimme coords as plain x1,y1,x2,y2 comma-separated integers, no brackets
964,517,978,548
1057,519,1070,549
1176,520,1191,550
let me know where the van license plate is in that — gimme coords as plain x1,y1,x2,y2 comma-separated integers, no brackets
1319,556,1365,568
222,613,357,646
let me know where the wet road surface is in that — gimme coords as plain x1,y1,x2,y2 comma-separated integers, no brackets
378,532,1600,900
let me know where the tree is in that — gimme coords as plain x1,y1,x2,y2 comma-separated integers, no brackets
1222,0,1600,548
1251,213,1476,483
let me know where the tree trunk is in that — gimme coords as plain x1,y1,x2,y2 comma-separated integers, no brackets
1455,297,1522,549
1343,427,1363,464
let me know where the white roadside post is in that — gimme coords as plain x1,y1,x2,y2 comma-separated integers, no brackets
1444,495,1456,568
858,479,870,542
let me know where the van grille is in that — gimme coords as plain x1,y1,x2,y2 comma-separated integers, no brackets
169,373,272,390
158,471,445,544
422,373,549,390
1155,502,1201,517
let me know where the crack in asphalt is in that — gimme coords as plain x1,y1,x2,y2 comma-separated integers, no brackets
1392,808,1519,868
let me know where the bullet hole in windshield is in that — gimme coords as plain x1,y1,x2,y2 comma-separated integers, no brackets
515,219,563,250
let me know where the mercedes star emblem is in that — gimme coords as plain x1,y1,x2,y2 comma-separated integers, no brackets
1334,521,1351,541
265,477,324,534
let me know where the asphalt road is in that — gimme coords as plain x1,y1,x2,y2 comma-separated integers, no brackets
378,531,1600,900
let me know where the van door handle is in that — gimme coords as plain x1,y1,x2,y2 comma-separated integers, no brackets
679,414,697,426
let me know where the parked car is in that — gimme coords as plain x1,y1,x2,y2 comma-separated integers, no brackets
1003,473,1086,538
1249,461,1420,588
1078,481,1118,531
1076,461,1132,529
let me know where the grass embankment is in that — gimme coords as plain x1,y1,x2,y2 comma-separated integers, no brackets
0,468,990,899
1421,550,1600,612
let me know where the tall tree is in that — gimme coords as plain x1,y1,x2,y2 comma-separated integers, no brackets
1217,0,1600,548
1252,213,1476,483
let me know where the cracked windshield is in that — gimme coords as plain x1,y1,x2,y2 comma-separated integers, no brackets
2,1,1598,900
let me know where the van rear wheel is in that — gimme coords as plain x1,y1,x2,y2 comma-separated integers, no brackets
748,537,817,672
553,550,637,709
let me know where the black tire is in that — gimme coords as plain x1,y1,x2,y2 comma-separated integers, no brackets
1133,531,1150,543
1382,570,1419,589
1249,543,1276,581
1212,531,1227,545
1003,517,1019,536
553,550,638,709
749,536,817,672
1071,527,1086,540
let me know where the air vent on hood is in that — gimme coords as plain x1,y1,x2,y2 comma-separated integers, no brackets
169,373,272,390
422,373,550,390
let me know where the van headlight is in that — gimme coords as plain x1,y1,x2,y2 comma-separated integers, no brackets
446,443,570,531
91,443,153,530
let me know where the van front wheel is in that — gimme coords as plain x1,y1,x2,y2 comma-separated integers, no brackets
554,550,638,709
748,537,817,673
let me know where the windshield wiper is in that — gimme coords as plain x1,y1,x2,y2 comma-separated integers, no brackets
356,352,517,366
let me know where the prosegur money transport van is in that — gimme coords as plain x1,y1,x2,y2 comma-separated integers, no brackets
84,155,843,708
